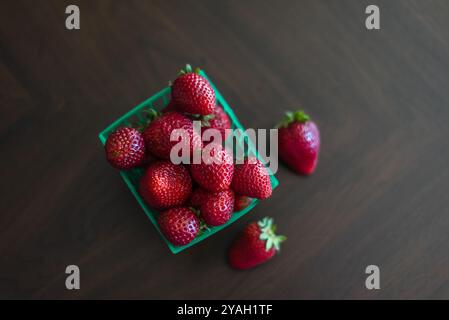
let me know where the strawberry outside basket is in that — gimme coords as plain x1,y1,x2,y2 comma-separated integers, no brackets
98,70,279,254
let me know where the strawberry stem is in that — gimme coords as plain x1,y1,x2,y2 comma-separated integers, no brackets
200,114,215,127
143,108,160,122
189,113,216,127
276,110,310,128
258,217,286,252
293,110,310,122
135,108,161,131
178,64,201,76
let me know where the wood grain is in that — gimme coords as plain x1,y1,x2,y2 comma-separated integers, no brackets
1,0,449,299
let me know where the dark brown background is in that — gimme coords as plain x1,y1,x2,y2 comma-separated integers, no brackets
1,0,449,299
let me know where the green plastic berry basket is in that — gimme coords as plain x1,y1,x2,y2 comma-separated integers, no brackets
98,70,279,254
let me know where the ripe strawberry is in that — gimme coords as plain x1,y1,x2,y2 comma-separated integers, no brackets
158,207,200,246
201,105,231,144
190,144,234,192
234,195,252,212
231,157,272,199
171,64,216,116
228,217,286,270
143,111,202,160
190,188,234,226
278,110,320,175
105,127,146,170
139,161,192,210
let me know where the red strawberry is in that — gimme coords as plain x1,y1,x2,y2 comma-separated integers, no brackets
190,144,234,192
105,127,146,170
231,157,272,199
234,195,252,212
278,110,320,175
171,65,216,116
139,161,192,210
201,105,231,144
158,207,200,246
228,217,286,270
190,188,234,226
143,111,202,160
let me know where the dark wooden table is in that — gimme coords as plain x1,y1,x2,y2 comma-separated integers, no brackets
1,0,449,299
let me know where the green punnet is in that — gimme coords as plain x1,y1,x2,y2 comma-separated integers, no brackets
258,217,286,252
277,110,310,128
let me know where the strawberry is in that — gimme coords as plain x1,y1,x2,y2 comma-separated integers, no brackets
190,188,234,226
171,64,216,116
158,207,200,246
201,105,231,144
231,157,272,199
105,127,146,170
228,217,286,270
139,161,192,210
234,195,252,212
190,144,234,192
143,111,202,160
278,110,320,175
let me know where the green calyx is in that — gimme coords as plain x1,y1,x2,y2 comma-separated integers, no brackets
144,108,160,121
258,217,286,252
190,207,210,236
178,64,201,76
135,108,161,132
276,110,310,128
190,113,216,127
